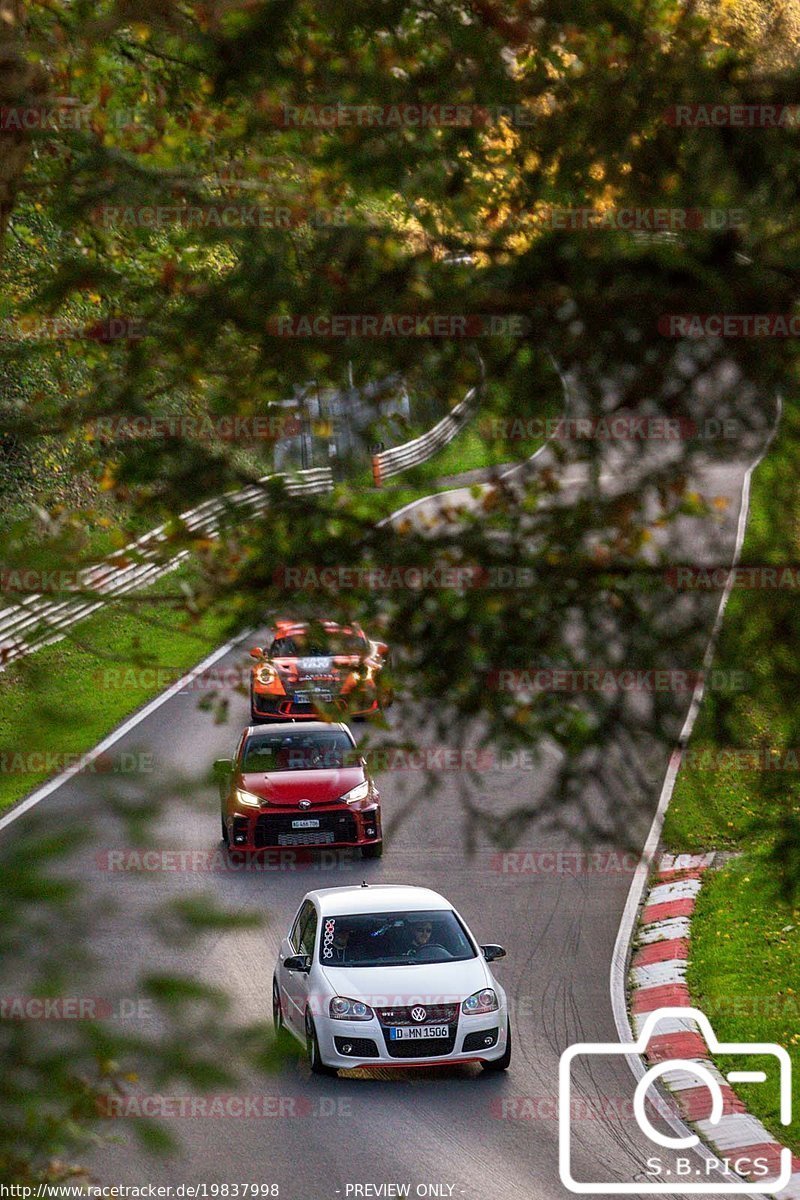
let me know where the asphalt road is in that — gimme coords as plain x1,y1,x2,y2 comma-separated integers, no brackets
0,443,766,1200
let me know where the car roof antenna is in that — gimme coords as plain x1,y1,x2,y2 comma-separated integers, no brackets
361,879,368,888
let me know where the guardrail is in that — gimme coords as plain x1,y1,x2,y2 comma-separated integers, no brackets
370,387,477,486
378,361,571,533
0,365,484,664
0,467,333,670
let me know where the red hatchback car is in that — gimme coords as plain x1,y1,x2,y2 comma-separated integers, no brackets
248,619,390,723
215,722,383,858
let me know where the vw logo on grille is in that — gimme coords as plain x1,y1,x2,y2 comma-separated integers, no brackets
298,799,312,809
411,1006,427,1023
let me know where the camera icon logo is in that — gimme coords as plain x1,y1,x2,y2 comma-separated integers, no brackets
559,1006,792,1194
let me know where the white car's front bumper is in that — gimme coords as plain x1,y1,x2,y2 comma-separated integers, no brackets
315,1005,509,1069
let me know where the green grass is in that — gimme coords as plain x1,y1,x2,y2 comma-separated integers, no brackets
661,409,800,1152
401,419,540,484
0,565,232,812
664,420,800,852
685,857,800,1149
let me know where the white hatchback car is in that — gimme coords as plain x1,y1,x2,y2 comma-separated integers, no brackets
272,884,510,1074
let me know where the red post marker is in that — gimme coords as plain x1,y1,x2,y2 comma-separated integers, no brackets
371,455,383,488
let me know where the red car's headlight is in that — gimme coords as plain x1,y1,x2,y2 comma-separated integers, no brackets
235,789,262,809
339,780,370,804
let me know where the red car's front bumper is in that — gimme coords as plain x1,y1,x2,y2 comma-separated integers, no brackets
226,803,381,852
250,691,380,721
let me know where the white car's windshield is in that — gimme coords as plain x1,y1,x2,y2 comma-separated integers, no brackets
319,910,476,967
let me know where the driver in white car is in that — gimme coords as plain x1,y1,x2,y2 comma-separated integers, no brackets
406,919,434,955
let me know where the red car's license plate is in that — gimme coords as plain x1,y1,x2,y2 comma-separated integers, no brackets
291,819,320,829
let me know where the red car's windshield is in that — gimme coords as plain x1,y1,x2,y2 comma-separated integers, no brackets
242,730,357,772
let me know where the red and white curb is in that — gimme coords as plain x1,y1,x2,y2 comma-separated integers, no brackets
630,852,800,1197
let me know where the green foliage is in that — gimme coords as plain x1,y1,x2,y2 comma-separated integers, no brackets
3,0,800,1181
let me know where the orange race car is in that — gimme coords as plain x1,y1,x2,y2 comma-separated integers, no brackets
249,619,391,723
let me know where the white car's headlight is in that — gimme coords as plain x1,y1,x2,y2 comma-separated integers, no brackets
461,988,498,1015
339,780,370,804
235,789,262,809
329,996,374,1021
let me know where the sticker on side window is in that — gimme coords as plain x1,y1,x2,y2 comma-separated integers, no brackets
322,918,336,959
